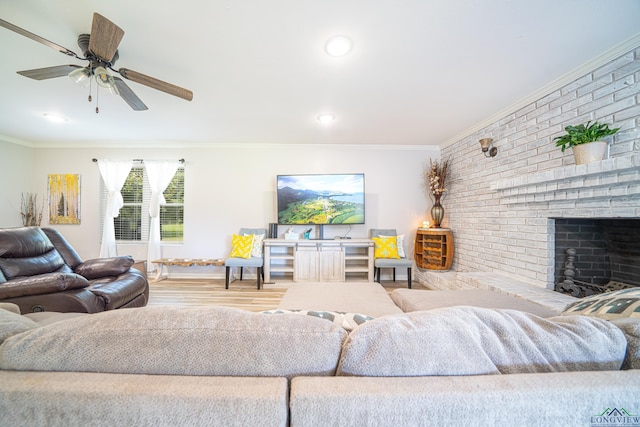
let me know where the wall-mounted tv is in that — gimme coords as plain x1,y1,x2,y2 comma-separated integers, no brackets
277,173,365,225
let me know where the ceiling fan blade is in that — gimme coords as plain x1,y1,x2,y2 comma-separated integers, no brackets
88,13,124,63
113,77,148,111
17,64,82,80
0,18,79,57
118,68,193,101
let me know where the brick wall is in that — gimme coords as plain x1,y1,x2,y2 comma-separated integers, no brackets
417,46,640,290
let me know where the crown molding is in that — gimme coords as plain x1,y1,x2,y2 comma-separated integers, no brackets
0,134,35,147
1,137,438,152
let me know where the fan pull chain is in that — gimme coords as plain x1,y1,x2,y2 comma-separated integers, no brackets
88,78,92,103
96,86,100,114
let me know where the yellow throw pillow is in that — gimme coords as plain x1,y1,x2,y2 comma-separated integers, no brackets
372,236,400,259
380,234,405,258
230,234,254,259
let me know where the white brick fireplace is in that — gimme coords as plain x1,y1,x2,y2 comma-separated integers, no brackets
414,44,640,311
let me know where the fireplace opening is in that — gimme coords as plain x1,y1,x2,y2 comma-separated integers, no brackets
554,219,640,297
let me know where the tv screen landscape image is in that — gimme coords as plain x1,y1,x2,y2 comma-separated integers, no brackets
277,173,365,225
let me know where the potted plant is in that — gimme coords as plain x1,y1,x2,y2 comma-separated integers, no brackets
553,120,620,165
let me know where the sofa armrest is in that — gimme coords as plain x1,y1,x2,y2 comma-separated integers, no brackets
88,269,148,310
0,273,90,300
74,256,134,280
291,372,640,426
0,371,288,427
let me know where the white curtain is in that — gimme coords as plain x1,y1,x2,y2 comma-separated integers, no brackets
97,159,133,258
145,160,181,273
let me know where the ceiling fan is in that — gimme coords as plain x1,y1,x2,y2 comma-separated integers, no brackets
0,13,193,112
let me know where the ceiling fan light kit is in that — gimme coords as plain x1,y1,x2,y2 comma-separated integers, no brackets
0,13,193,113
68,67,92,87
94,66,118,91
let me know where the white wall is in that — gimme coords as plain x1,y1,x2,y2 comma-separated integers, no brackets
20,143,438,277
0,140,34,228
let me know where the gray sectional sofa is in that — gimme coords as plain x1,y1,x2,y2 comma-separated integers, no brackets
1,284,639,426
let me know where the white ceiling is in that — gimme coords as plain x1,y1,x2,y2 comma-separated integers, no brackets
1,0,639,148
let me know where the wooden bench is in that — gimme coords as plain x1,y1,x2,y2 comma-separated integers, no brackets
152,258,225,281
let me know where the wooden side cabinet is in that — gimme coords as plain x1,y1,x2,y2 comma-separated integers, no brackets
414,228,454,270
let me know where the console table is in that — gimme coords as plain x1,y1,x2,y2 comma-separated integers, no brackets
263,239,374,282
414,228,454,270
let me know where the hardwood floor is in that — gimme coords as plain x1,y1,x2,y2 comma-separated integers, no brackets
147,278,415,312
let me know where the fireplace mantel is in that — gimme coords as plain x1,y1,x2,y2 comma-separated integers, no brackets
489,154,640,207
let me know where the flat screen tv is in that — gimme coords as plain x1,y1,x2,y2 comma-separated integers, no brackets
277,173,365,225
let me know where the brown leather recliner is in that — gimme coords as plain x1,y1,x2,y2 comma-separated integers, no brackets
0,227,149,313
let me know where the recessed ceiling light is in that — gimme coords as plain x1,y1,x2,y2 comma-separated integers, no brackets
317,113,336,124
43,113,67,123
325,36,353,57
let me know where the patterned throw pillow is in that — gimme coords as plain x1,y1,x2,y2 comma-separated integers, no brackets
372,236,400,259
262,309,374,331
379,234,405,258
562,288,640,320
229,234,254,259
396,234,406,258
246,233,265,257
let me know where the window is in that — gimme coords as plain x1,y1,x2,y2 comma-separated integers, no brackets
115,167,144,241
105,165,184,242
159,168,184,241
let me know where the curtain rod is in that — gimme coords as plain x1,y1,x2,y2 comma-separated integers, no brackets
92,158,185,163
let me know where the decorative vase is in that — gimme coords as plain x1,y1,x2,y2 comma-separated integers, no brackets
571,141,607,165
430,194,444,228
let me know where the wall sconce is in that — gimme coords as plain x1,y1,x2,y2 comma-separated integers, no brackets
479,138,498,157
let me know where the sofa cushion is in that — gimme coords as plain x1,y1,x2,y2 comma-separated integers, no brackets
611,318,640,370
262,309,374,331
561,288,640,320
74,256,134,280
0,249,68,280
41,227,84,269
391,289,560,318
336,306,626,376
0,302,20,315
0,305,347,378
24,311,88,327
0,272,90,299
0,227,53,258
0,307,39,344
0,227,67,279
278,282,404,318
